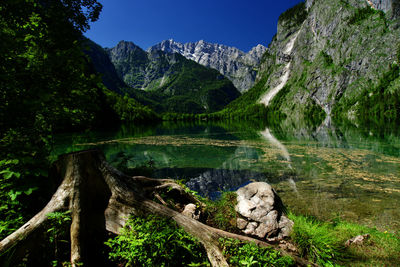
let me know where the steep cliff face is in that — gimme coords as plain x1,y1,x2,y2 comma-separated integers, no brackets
83,38,127,94
247,0,400,126
150,40,267,93
105,41,240,113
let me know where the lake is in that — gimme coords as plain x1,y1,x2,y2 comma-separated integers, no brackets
53,119,400,232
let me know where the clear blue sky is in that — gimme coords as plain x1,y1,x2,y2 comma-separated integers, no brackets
85,0,303,52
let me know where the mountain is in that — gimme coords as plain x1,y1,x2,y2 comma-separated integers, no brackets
83,38,127,94
100,40,240,113
229,0,400,127
150,40,267,93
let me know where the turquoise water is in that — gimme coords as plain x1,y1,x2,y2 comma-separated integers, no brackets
53,120,400,232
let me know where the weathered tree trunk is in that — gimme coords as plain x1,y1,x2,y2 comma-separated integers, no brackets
0,150,315,267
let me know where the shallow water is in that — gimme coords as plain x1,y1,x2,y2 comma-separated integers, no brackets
53,120,400,232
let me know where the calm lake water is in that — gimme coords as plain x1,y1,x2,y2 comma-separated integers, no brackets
53,120,400,232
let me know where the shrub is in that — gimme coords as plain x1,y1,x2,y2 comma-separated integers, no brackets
219,238,294,267
105,215,208,266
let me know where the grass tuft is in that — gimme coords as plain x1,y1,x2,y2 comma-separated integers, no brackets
289,213,400,266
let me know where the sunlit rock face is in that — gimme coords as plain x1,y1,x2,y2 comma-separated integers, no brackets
253,0,400,126
235,182,293,241
150,40,267,93
307,0,399,15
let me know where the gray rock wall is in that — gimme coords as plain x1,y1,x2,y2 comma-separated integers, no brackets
255,0,400,123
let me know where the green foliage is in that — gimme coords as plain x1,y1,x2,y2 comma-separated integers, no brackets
0,0,103,243
105,215,209,266
320,51,334,68
278,2,307,27
225,71,271,111
357,64,400,125
101,88,160,123
203,192,238,232
333,63,400,127
219,238,294,267
348,6,384,25
289,214,343,266
397,43,400,63
110,47,240,114
46,211,72,266
304,100,327,128
289,213,400,266
0,159,24,239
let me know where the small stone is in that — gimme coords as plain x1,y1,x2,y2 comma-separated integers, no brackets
345,234,370,247
236,218,248,230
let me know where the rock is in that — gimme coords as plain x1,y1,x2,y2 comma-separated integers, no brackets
182,203,200,220
105,40,240,114
243,222,259,235
254,0,400,125
345,234,370,247
235,182,293,240
236,218,248,230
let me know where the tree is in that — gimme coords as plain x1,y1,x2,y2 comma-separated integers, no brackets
0,0,103,240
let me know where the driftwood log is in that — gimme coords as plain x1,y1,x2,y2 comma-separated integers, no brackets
0,150,315,267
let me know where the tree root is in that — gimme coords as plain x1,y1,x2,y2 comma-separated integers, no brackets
0,150,316,267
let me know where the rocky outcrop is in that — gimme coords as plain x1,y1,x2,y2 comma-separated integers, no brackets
235,182,293,241
150,39,267,92
246,0,400,126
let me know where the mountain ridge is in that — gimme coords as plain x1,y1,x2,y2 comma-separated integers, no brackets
90,40,241,114
150,39,267,92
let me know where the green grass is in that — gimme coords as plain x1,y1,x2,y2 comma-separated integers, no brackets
203,191,238,232
288,213,400,266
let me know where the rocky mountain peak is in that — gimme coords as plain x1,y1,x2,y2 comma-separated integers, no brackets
108,40,145,62
150,40,267,92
